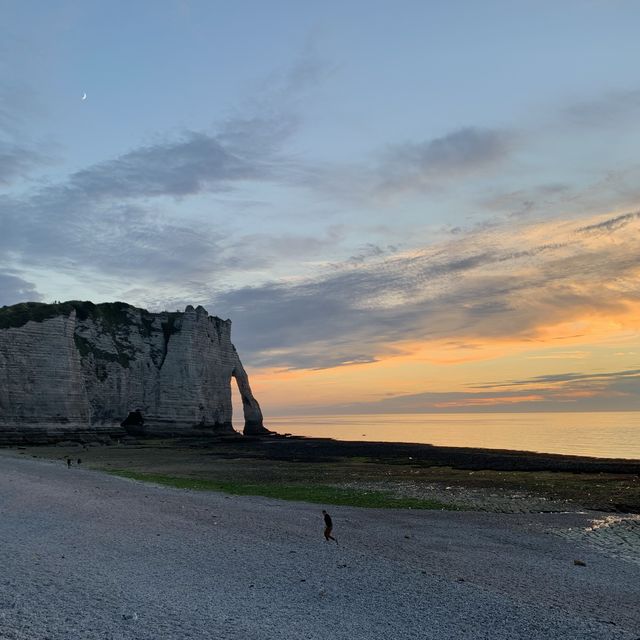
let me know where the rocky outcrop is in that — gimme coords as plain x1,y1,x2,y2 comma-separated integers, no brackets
0,301,268,443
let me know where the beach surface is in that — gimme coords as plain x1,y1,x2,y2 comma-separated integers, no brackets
0,452,638,640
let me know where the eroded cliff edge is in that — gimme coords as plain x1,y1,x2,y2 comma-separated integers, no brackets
0,301,267,443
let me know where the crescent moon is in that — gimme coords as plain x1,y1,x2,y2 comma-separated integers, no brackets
81,93,87,101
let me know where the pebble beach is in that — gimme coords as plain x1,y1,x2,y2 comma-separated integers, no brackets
0,453,639,639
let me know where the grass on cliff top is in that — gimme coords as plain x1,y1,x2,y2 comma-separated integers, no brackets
0,300,136,330
108,469,459,510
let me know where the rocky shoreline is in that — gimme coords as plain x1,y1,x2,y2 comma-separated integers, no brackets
5,432,640,513
200,433,640,474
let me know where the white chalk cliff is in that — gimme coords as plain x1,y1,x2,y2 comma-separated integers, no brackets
0,301,267,443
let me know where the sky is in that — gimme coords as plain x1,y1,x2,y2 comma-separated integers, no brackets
1,0,639,415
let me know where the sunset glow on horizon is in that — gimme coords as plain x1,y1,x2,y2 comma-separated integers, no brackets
2,1,639,416
244,210,640,415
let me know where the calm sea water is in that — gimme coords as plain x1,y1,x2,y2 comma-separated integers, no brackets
243,412,640,460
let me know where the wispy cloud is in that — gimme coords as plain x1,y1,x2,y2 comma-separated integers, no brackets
378,127,515,193
563,88,640,128
0,78,311,287
0,50,336,290
66,118,294,201
0,82,52,185
214,210,640,370
225,227,346,270
578,211,640,233
480,183,571,219
303,367,640,414
297,125,518,203
0,143,50,186
526,351,589,360
0,193,227,282
474,368,640,390
0,81,42,135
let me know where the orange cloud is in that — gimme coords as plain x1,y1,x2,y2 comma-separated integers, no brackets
240,210,640,413
550,390,599,400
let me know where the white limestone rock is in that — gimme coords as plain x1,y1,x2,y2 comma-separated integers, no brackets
0,301,267,443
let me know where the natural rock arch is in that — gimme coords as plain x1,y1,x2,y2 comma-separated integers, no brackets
0,301,269,443
232,352,269,435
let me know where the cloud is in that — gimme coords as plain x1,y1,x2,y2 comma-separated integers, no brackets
0,272,42,306
480,183,571,218
224,227,346,270
212,210,640,370
251,37,337,109
564,88,640,127
0,50,332,289
0,142,49,186
284,54,330,95
301,126,517,204
0,82,42,136
378,127,514,192
299,367,640,414
0,183,354,295
318,384,640,414
0,83,52,185
217,114,298,160
345,243,391,265
474,368,640,390
68,120,292,201
0,110,301,287
0,45,335,283
0,190,234,288
526,351,589,360
578,211,640,233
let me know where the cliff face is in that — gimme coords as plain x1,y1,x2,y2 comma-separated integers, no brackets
0,301,266,443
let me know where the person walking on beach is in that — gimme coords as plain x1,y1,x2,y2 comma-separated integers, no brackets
322,510,338,544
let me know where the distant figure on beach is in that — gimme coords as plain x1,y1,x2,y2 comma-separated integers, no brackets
77,458,82,465
66,458,71,468
322,510,338,544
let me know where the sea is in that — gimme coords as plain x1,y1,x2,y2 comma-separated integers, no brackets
236,412,640,460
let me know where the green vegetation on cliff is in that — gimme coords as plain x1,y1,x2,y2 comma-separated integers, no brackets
0,301,136,330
